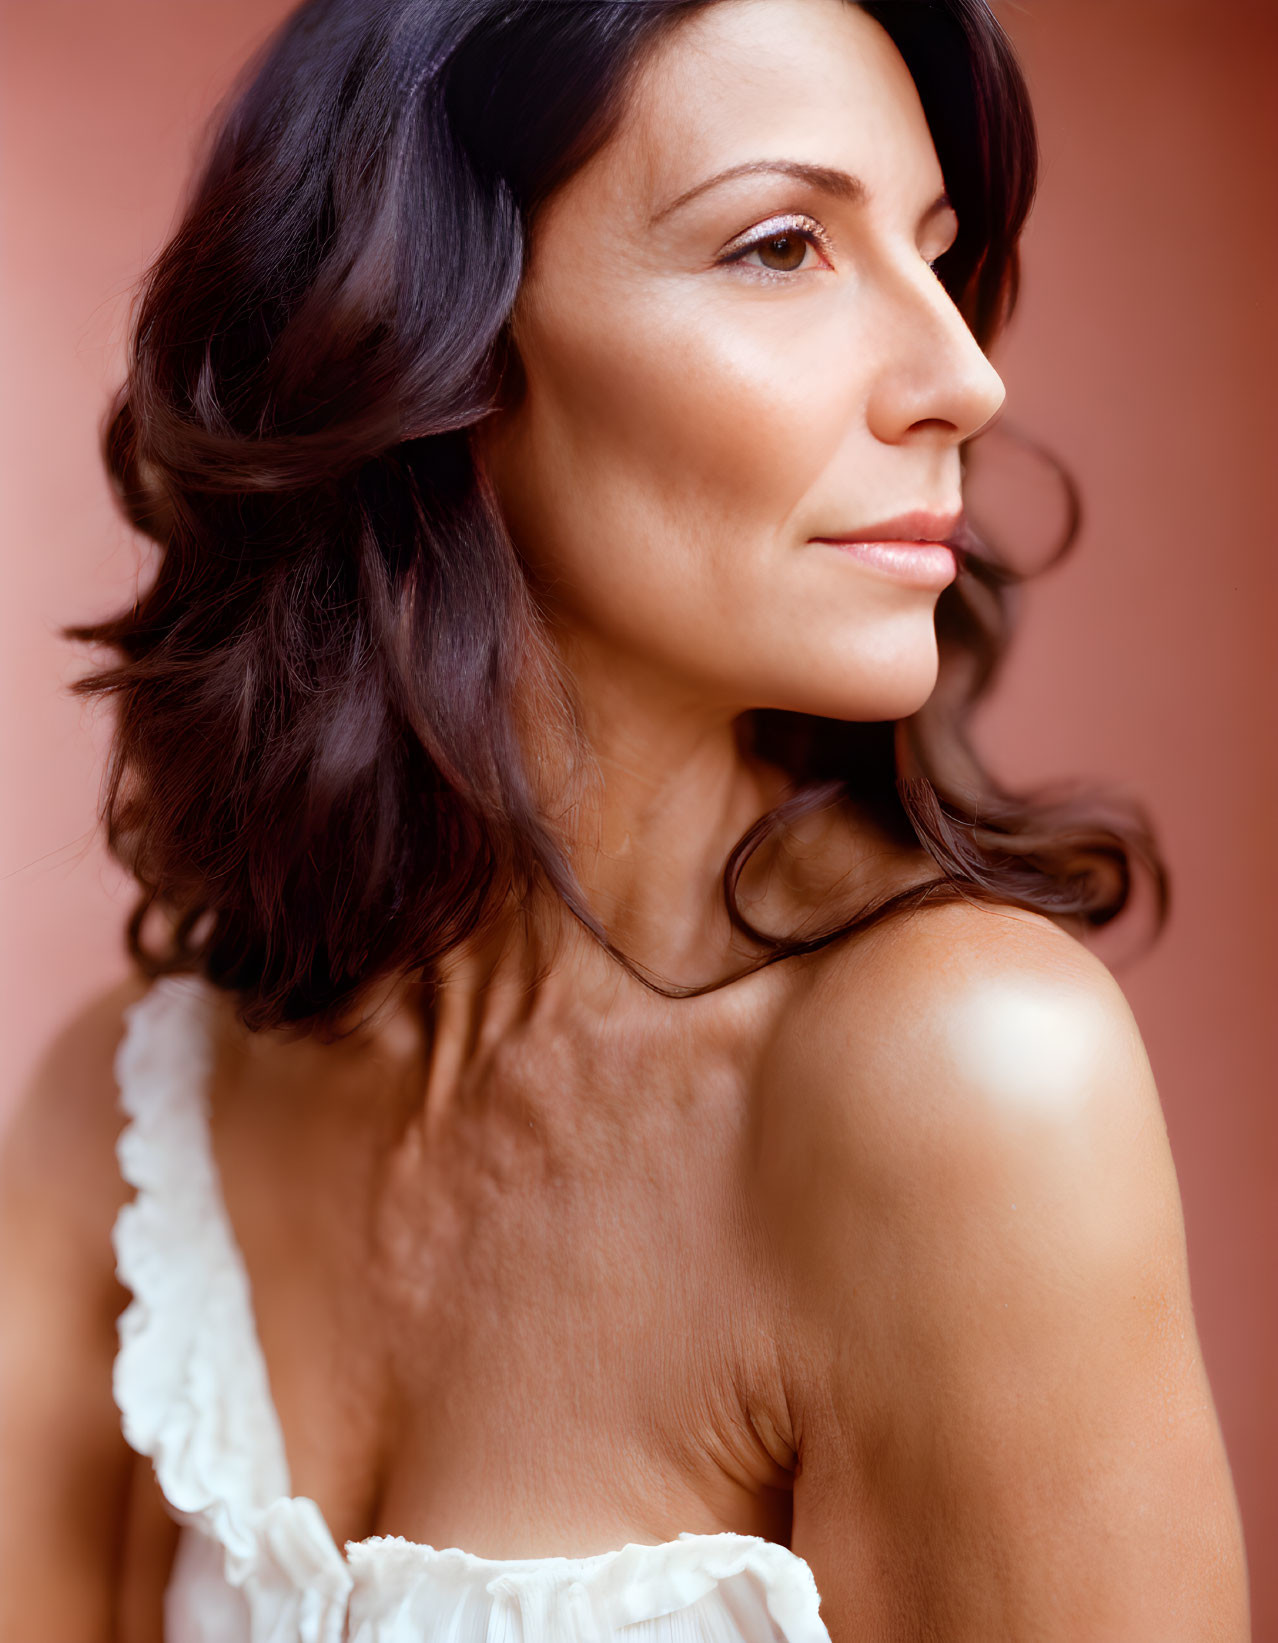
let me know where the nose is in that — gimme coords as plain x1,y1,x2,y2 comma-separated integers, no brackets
864,260,1007,448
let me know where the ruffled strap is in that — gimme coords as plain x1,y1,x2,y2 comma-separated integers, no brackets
111,973,354,1635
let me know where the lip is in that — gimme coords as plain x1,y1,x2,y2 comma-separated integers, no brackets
815,509,965,546
810,508,966,590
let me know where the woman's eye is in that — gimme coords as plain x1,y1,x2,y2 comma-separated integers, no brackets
741,230,819,273
717,216,832,278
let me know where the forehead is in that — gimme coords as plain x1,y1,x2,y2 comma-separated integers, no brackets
592,0,944,224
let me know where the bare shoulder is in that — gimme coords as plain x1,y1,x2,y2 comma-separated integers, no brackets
1,968,154,1262
0,971,173,1639
759,895,1180,1334
767,897,1163,1192
754,901,1248,1640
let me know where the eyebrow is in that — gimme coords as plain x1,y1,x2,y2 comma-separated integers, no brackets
649,157,953,229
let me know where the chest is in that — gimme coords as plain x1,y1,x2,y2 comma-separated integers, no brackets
204,986,797,1555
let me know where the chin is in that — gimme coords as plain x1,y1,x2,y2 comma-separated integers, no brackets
760,642,941,724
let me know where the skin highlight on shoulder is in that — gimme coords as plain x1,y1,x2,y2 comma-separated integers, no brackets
943,962,1121,1124
757,895,1173,1286
751,903,1246,1641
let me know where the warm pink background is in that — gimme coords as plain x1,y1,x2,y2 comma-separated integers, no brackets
2,0,1274,1626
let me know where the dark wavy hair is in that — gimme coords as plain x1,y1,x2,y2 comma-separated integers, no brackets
65,0,1169,1034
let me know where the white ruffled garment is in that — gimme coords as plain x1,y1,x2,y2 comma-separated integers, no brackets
111,974,833,1643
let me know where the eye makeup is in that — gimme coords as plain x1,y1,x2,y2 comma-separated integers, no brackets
714,212,834,278
713,210,956,282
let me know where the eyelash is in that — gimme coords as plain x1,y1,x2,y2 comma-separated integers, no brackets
715,212,956,282
716,213,833,280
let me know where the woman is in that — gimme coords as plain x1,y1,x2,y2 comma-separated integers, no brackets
0,0,1250,1637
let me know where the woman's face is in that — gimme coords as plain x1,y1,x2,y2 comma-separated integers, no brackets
474,0,1007,727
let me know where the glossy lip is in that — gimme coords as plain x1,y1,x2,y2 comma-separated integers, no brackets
811,508,965,547
809,507,969,583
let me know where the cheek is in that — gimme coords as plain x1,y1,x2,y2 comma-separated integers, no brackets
500,287,865,643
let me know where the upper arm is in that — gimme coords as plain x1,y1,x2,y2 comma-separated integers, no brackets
0,974,165,1642
769,905,1249,1643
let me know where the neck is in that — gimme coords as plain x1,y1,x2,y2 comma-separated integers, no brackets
372,665,921,1125
514,622,808,983
399,622,922,1053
